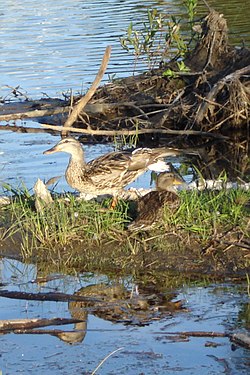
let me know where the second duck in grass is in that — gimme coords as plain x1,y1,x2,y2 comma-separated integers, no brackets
43,137,187,199
128,171,185,232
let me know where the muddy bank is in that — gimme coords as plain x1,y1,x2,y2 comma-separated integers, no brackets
0,215,249,280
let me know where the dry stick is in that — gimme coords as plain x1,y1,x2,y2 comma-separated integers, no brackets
40,123,229,139
0,102,157,122
196,64,250,123
91,347,124,375
62,45,112,135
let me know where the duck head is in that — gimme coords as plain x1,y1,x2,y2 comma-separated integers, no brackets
156,171,185,192
43,137,84,159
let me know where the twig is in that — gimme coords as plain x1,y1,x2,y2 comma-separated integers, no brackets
218,240,250,251
196,65,250,123
63,46,112,134
40,123,229,139
91,347,124,375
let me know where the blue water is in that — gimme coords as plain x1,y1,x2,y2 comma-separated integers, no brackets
0,258,249,375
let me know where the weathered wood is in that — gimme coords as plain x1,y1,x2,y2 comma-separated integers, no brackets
63,45,112,133
196,65,250,123
0,101,118,122
40,123,229,139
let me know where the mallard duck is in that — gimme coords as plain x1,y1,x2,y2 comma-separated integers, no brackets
43,137,186,199
128,170,185,231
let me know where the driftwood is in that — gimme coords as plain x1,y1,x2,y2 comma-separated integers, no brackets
40,122,229,139
62,45,112,134
0,101,119,122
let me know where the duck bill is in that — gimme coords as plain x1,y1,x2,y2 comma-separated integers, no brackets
43,145,60,155
173,178,184,185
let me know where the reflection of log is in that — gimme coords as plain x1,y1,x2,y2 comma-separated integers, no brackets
10,328,250,349
0,289,102,303
0,317,84,333
153,331,250,349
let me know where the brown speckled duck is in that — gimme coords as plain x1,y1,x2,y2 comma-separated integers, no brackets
43,137,186,199
128,170,185,231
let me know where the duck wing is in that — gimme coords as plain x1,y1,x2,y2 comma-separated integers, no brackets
86,147,183,174
85,150,143,190
84,147,184,190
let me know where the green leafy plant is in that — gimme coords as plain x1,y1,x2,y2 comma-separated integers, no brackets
120,9,166,69
120,2,198,72
183,0,198,24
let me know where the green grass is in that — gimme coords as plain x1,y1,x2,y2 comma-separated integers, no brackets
3,189,129,258
0,185,249,275
163,189,249,241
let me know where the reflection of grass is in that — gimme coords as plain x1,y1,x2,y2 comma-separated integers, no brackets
1,184,249,274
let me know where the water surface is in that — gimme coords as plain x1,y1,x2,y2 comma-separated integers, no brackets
0,258,249,375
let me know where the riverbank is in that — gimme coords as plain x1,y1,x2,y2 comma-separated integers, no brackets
0,186,249,279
